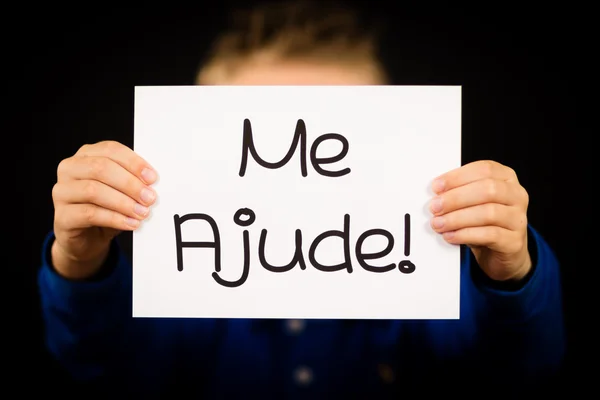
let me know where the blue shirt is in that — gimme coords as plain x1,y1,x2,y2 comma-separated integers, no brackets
38,226,565,398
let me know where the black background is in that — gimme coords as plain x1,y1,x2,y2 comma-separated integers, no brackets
9,2,592,394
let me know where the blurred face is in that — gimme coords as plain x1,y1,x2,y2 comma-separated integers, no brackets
210,59,384,85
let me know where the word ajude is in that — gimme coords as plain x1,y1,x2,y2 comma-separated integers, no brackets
173,119,415,288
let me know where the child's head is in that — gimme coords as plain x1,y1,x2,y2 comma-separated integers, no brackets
196,0,387,85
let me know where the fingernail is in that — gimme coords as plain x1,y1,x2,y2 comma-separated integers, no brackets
430,197,443,213
432,178,445,194
432,216,445,229
125,217,140,228
141,187,155,204
443,231,455,240
134,203,149,217
141,168,157,184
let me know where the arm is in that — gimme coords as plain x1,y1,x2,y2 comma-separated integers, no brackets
38,233,183,393
417,160,566,391
464,226,565,375
41,141,222,395
408,227,565,393
39,233,224,395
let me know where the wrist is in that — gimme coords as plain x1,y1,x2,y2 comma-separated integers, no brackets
508,251,532,282
51,240,110,280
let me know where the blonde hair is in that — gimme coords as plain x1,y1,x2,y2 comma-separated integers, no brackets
196,0,388,84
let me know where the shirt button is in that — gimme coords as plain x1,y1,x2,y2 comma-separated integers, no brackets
378,363,395,384
285,319,306,335
293,365,314,386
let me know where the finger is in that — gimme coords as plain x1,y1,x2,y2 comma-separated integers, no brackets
430,178,524,216
58,156,157,206
441,226,522,254
430,203,525,233
55,203,141,231
75,140,157,184
432,160,518,194
52,180,150,220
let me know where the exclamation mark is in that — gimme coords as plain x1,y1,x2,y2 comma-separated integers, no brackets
399,213,415,274
404,213,411,257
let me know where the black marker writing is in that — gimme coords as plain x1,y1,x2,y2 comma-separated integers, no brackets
173,213,220,272
355,228,396,272
399,213,415,273
173,210,253,288
404,213,411,256
239,118,307,177
259,229,307,272
211,208,256,287
308,214,353,273
239,118,350,177
175,211,415,287
309,133,350,177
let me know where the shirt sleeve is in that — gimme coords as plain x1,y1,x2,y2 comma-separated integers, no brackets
415,225,566,389
37,232,218,394
464,225,566,376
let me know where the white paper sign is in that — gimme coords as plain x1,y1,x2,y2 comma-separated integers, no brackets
133,86,461,319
